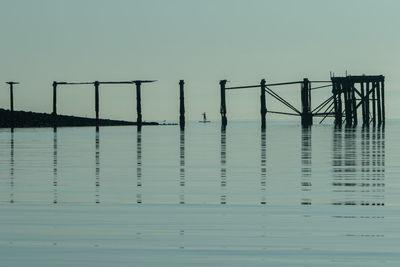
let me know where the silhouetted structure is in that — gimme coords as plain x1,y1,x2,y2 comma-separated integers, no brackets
220,80,227,130
0,108,151,128
331,75,385,127
51,80,156,129
6,82,19,112
179,80,185,130
222,75,385,128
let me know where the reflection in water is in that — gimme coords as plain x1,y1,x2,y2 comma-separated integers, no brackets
53,128,58,204
220,129,227,204
179,229,185,250
331,128,385,206
179,131,185,204
10,129,14,203
95,129,100,204
260,130,267,205
301,127,312,205
136,132,142,204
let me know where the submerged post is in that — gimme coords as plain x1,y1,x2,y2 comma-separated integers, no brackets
135,81,142,131
94,81,100,125
301,78,312,127
220,80,227,130
52,81,57,115
260,79,266,130
179,80,185,130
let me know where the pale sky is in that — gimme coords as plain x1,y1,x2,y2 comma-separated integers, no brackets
0,0,399,122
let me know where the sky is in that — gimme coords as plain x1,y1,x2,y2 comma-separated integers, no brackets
0,0,399,122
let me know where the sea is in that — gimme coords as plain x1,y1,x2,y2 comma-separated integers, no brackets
0,120,399,266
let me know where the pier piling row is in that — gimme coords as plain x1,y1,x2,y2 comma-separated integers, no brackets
331,75,385,127
221,75,385,128
51,80,155,129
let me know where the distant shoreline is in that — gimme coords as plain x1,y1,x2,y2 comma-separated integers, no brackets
0,109,171,128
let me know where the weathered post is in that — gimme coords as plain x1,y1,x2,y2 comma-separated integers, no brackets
372,82,376,126
361,82,366,126
7,82,15,112
332,80,342,127
301,78,312,127
377,80,382,126
220,80,227,130
52,81,58,128
351,83,358,127
344,81,352,127
52,81,57,115
179,80,185,130
94,81,100,126
260,79,266,130
381,77,385,126
366,82,370,125
332,81,339,126
135,81,142,131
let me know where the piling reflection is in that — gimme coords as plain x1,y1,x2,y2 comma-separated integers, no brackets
10,129,14,203
53,128,58,204
179,131,185,204
260,130,267,205
331,127,385,206
301,127,312,205
136,131,142,204
95,129,100,204
220,129,227,204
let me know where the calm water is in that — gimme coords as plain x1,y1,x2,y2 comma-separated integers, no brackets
0,121,399,266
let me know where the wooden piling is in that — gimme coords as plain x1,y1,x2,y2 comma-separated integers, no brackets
372,82,376,126
361,82,366,126
301,78,312,127
260,79,266,130
381,78,385,126
135,81,142,131
344,81,352,127
94,81,100,126
52,81,57,115
179,80,185,130
332,80,342,127
377,80,382,125
9,83,14,112
338,89,343,127
366,82,370,125
220,80,227,129
351,83,357,127
332,81,339,125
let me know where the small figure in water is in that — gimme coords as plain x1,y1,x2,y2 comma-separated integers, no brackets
199,112,210,123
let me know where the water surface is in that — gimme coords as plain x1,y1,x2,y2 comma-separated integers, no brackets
0,121,399,266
